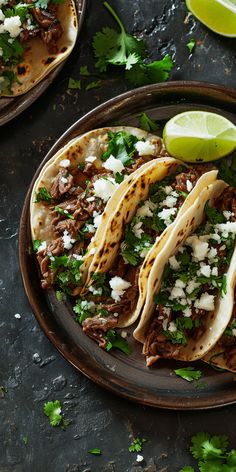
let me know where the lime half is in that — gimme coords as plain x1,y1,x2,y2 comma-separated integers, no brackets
186,0,236,37
163,111,236,162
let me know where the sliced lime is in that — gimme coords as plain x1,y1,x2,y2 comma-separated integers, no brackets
186,0,236,37
163,111,236,162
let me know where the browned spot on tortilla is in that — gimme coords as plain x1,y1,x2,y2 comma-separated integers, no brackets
17,65,28,76
110,242,116,248
61,46,67,53
177,229,184,237
111,220,117,231
44,57,55,65
192,347,196,351
124,194,130,199
141,182,146,189
175,239,183,247
116,211,120,217
126,211,130,218
190,217,195,226
93,262,98,268
149,258,155,265
105,248,109,254
200,345,203,350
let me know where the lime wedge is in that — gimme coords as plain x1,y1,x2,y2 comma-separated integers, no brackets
186,0,236,37
163,111,236,162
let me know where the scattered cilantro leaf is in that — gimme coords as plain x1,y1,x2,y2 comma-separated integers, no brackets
44,400,62,427
115,172,124,183
190,433,228,461
195,381,208,390
80,65,90,76
85,80,102,91
54,206,74,219
102,130,139,165
105,330,132,354
56,290,66,302
138,112,159,132
88,448,102,455
128,437,146,453
125,55,174,86
68,78,81,90
34,187,52,203
187,39,196,53
22,436,28,445
180,467,195,472
174,366,202,382
0,386,7,397
204,201,225,224
35,0,64,8
216,153,236,187
33,239,42,252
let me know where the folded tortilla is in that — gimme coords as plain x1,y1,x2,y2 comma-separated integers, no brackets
134,180,236,365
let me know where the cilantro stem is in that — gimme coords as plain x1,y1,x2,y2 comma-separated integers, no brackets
103,1,125,33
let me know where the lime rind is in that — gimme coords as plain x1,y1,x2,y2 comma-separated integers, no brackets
186,0,236,37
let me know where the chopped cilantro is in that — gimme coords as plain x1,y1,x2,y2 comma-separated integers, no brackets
217,152,236,187
73,298,94,324
44,400,62,427
224,318,236,337
55,290,66,302
78,162,85,170
0,386,7,397
138,112,159,132
102,130,139,165
34,187,52,204
50,255,83,293
121,224,153,266
91,272,110,294
22,436,28,445
35,0,64,8
204,201,226,224
0,33,24,66
92,2,173,86
179,433,236,471
105,329,132,354
33,239,42,252
115,172,124,183
174,366,202,382
50,255,69,270
88,448,102,455
85,80,102,91
128,437,146,453
54,206,74,219
195,381,208,390
80,65,90,76
187,39,196,53
68,78,81,90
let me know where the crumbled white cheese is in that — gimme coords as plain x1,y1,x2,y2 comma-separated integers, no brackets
158,207,177,226
81,300,95,310
207,247,217,260
210,233,221,243
223,211,232,220
61,177,68,184
169,255,180,270
134,140,156,156
186,280,200,294
168,321,177,332
85,155,97,163
211,267,218,276
87,196,95,202
217,222,236,233
232,329,236,337
62,230,75,250
170,287,185,299
132,221,144,239
136,455,144,463
199,264,211,278
162,318,168,330
136,199,155,218
186,236,209,261
14,313,21,319
120,330,127,338
194,292,215,311
175,279,186,289
37,241,47,253
88,285,102,296
59,159,70,168
109,276,131,302
4,16,22,38
163,194,177,208
93,211,102,228
165,185,173,195
0,9,5,21
84,224,95,234
186,179,193,192
183,307,192,317
72,254,83,260
162,306,171,317
93,177,119,202
103,154,124,173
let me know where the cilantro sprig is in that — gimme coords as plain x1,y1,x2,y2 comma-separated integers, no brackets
44,400,63,427
138,112,160,132
180,433,236,472
174,366,202,382
128,437,146,453
92,1,174,86
102,130,139,165
105,329,132,355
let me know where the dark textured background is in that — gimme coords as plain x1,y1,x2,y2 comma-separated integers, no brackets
1,1,236,471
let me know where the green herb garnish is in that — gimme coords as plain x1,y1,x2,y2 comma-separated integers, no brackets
102,130,139,165
128,437,146,453
85,80,102,91
33,239,42,252
174,366,202,382
138,112,159,132
88,448,102,455
54,206,74,219
105,329,132,354
186,39,196,53
44,400,62,427
68,78,81,90
34,187,52,203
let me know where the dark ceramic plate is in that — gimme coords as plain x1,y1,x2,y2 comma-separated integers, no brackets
0,0,86,127
19,81,236,410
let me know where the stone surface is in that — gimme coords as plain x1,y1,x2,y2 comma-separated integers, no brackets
0,1,236,471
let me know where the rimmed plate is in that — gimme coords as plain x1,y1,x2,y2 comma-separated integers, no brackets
0,0,87,127
19,81,236,410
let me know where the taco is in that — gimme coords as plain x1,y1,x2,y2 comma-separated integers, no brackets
74,163,217,349
31,126,166,292
0,0,77,96
134,182,236,366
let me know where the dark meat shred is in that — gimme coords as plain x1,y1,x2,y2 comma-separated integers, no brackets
32,7,63,54
82,315,118,348
143,319,181,366
50,170,74,200
215,187,236,220
174,164,214,193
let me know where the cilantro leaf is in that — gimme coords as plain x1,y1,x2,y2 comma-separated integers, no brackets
85,80,102,91
34,187,52,203
187,39,196,53
33,239,42,252
22,436,28,445
102,130,139,165
115,172,124,183
44,400,62,427
68,78,81,90
0,33,24,66
128,437,146,453
216,152,236,187
138,112,160,132
80,65,90,76
125,55,174,86
190,433,228,461
88,448,102,455
204,201,225,224
54,206,74,219
174,366,202,382
105,329,132,354
179,467,195,472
